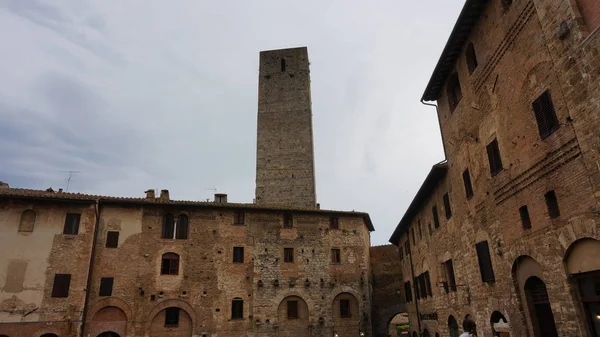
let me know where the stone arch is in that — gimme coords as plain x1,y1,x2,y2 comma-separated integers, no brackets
144,299,197,335
88,297,133,321
40,334,59,337
87,301,129,337
491,310,511,336
277,295,310,337
564,237,600,275
96,332,121,337
386,312,409,337
31,329,61,337
448,315,459,337
332,292,360,337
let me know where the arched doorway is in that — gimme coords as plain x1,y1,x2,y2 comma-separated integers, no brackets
332,292,360,337
423,329,430,337
277,295,309,337
149,306,193,336
387,312,409,337
490,311,510,337
448,315,459,337
565,238,600,336
97,332,121,337
524,277,558,337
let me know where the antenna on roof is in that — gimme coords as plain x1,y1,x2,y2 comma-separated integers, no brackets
60,170,80,192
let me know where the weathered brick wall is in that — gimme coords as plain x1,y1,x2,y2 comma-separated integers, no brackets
0,198,96,337
369,245,406,337
255,47,317,208
395,1,600,337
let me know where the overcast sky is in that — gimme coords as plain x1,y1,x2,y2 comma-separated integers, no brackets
0,0,463,245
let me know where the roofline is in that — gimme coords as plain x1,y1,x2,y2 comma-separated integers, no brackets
421,0,488,102
0,189,375,232
388,160,448,245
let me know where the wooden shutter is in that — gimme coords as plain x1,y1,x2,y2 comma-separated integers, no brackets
532,90,559,139
475,241,495,282
176,215,188,239
162,214,174,239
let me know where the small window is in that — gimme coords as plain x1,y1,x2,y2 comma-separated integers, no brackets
162,214,175,239
331,248,341,264
446,72,462,112
176,214,188,240
399,246,404,261
405,242,410,256
63,213,80,235
443,193,452,219
106,231,119,248
425,271,432,297
287,300,298,319
475,241,495,283
545,190,560,219
414,277,420,300
340,299,351,318
233,247,244,264
51,274,71,298
284,248,294,263
283,213,293,228
443,260,457,293
432,206,440,229
532,90,559,139
164,307,180,327
19,209,36,233
99,277,114,296
418,220,422,240
463,169,474,199
519,206,532,229
486,138,503,176
234,211,245,225
466,42,478,74
161,253,180,275
330,216,339,229
411,228,416,245
231,298,243,320
281,58,286,72
404,281,413,302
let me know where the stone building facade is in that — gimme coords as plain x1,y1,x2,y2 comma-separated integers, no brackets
0,47,378,337
389,1,600,337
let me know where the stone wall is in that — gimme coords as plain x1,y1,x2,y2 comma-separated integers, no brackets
370,245,406,337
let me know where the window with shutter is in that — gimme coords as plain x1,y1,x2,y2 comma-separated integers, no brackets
486,138,503,176
463,169,474,199
475,241,495,282
532,90,559,139
161,253,179,275
330,216,339,229
234,211,245,225
99,277,114,296
162,214,175,239
331,249,341,264
519,206,532,229
432,206,440,229
443,193,452,219
51,274,71,298
63,213,80,235
284,248,294,263
176,214,188,239
106,231,119,248
444,260,457,292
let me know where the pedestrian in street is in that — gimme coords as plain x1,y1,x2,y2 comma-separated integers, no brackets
459,317,477,337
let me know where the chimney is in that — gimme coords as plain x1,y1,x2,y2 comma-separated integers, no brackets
58,188,63,193
0,181,8,188
145,189,155,199
160,189,170,200
214,193,227,203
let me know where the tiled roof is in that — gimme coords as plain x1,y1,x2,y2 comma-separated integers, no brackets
0,187,374,231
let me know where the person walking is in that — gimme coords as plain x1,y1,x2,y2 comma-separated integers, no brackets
459,317,477,337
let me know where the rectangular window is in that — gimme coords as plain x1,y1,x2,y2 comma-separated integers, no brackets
165,307,180,327
443,193,452,219
519,206,532,229
404,281,412,302
234,211,245,225
233,247,244,264
545,190,560,219
463,169,474,199
284,248,294,263
99,277,114,296
340,299,351,318
283,213,293,228
444,260,457,293
486,138,503,176
411,228,415,245
405,242,410,256
532,90,559,139
51,274,71,298
330,216,339,229
231,299,243,319
287,300,298,319
399,246,404,261
432,206,440,229
475,241,495,283
424,271,432,297
414,277,420,299
447,72,462,112
418,220,422,240
63,213,80,235
106,231,119,248
331,249,341,264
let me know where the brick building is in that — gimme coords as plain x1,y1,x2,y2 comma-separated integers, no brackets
389,1,600,337
0,47,377,337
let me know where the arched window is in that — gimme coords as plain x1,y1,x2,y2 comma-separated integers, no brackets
524,276,558,337
448,315,459,337
446,72,462,112
19,209,36,232
231,297,243,319
176,214,188,239
162,214,175,239
466,42,478,74
491,311,509,337
161,253,179,275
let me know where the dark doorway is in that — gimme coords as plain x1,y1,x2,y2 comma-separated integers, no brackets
525,276,558,337
97,332,121,337
576,270,600,337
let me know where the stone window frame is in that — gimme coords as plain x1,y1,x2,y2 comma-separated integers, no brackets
161,253,180,275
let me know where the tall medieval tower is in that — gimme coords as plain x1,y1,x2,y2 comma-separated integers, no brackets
255,47,317,208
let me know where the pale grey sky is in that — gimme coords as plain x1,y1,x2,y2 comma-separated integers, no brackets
0,0,462,245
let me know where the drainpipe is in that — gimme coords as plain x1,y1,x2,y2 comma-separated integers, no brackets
80,199,101,337
421,99,447,160
407,241,421,334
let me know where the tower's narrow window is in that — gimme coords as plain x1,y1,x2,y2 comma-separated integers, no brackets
466,42,478,74
532,90,559,139
519,206,532,229
545,190,560,218
446,72,462,112
281,58,286,72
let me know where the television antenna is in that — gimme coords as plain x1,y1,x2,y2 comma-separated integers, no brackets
60,171,80,192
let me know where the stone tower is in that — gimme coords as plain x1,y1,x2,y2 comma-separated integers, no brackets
255,47,317,208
